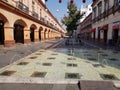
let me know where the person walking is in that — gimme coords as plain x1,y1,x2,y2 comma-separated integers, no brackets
77,81,81,90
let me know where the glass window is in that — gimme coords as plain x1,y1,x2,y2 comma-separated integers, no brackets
98,2,102,16
32,1,35,12
114,0,120,6
93,7,96,18
104,0,109,11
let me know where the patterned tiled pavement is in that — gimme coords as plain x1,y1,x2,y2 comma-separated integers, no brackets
0,38,120,90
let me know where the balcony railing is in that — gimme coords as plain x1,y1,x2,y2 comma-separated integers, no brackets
32,11,38,19
108,6,113,15
40,17,45,22
2,0,8,2
113,4,120,13
17,1,29,14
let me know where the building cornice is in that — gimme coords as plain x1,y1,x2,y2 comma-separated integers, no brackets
38,0,63,30
0,0,63,33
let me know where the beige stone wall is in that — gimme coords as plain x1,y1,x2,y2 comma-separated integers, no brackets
92,0,120,43
0,0,64,47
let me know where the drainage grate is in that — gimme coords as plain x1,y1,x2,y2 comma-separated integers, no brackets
65,73,80,79
29,56,37,59
100,74,118,80
85,61,91,63
84,54,92,56
73,64,77,67
87,58,97,61
82,51,88,53
0,70,16,76
47,57,56,60
101,54,108,56
42,63,52,66
35,53,41,55
67,58,76,60
17,62,29,65
68,53,73,56
39,51,45,52
97,51,104,53
51,53,58,55
113,51,119,54
67,63,77,67
31,72,47,77
67,64,72,67
92,64,105,68
108,58,118,61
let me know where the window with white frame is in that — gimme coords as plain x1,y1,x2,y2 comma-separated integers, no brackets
93,7,96,18
98,2,102,16
104,0,109,11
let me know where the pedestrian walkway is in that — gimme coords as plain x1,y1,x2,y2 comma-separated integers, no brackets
0,38,120,90
0,48,120,80
0,39,63,68
82,39,120,51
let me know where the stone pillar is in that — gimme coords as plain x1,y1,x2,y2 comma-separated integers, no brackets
41,31,44,40
4,27,15,47
24,28,30,44
46,31,49,40
34,29,39,42
49,31,52,39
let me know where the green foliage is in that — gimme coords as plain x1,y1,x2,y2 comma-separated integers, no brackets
61,2,83,35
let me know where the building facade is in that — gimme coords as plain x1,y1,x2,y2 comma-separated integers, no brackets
80,13,92,40
0,0,65,47
92,0,120,45
76,4,92,38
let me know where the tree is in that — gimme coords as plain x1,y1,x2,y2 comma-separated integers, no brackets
61,2,83,36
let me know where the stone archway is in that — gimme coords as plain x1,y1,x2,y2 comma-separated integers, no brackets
30,24,37,42
0,20,4,44
44,29,47,40
39,27,43,41
14,20,27,44
0,13,9,45
48,29,50,39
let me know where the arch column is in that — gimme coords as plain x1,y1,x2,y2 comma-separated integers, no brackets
46,30,49,40
34,29,39,42
41,30,45,40
53,32,55,39
24,28,30,44
4,26,15,47
48,30,50,40
49,31,52,39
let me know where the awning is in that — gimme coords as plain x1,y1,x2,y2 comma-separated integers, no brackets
101,24,108,30
113,24,119,30
90,28,96,32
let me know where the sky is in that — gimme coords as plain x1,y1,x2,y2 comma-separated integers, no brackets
46,0,92,23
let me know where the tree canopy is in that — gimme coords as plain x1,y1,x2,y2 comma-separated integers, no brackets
61,2,82,36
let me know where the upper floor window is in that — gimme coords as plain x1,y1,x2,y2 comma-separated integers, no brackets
40,8,42,18
104,0,109,11
19,0,23,2
98,2,102,16
93,7,96,18
114,0,120,6
32,1,35,12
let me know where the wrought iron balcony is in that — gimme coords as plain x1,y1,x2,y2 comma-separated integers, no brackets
17,1,29,14
40,17,45,22
103,11,108,18
108,6,113,15
32,11,38,19
113,4,120,13
2,0,8,2
50,23,53,27
92,17,97,23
